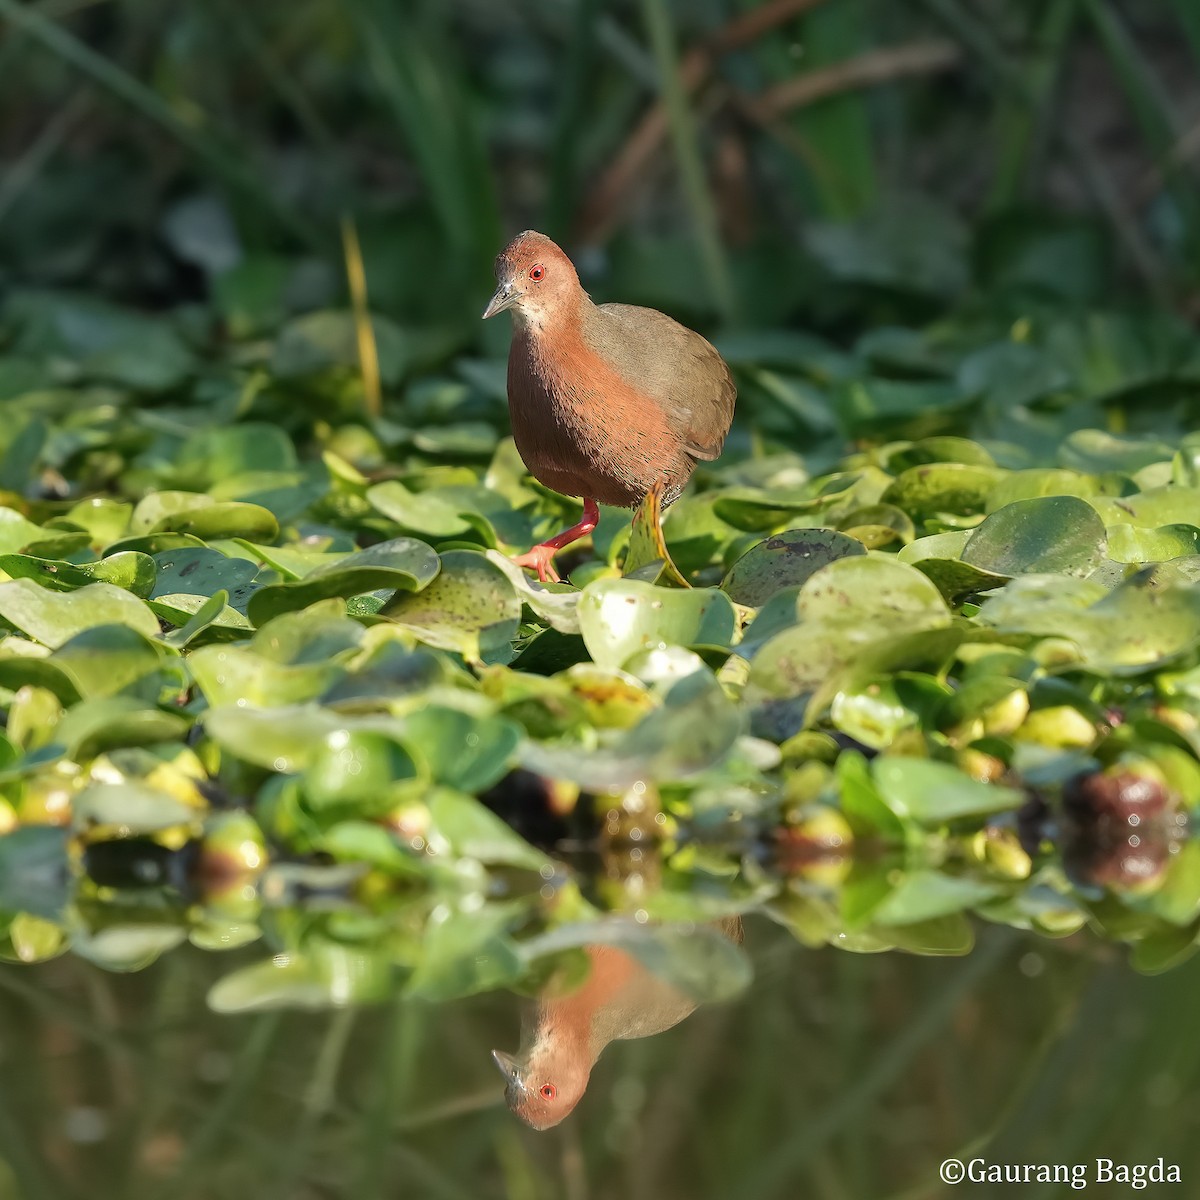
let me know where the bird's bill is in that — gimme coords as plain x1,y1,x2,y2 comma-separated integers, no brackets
482,282,519,319
491,1049,526,1090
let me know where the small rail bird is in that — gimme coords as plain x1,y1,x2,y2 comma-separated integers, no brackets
492,917,743,1130
483,231,736,582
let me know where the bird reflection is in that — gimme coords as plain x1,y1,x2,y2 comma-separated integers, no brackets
492,917,743,1129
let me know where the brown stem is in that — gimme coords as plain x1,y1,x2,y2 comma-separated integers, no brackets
753,39,961,118
577,0,829,241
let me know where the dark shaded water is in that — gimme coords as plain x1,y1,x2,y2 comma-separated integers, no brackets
2,924,1197,1200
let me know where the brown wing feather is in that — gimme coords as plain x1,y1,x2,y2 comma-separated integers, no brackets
584,303,736,463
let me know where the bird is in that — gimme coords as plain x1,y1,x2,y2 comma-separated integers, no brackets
482,230,736,583
492,916,743,1130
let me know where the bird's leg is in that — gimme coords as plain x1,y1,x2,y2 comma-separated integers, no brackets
512,498,600,584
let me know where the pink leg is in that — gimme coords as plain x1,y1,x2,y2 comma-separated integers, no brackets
512,498,600,583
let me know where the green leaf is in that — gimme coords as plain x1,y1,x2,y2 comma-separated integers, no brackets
874,870,1000,926
518,917,751,1005
405,903,525,1000
382,550,523,664
0,580,159,648
247,537,440,626
304,730,421,806
402,706,521,793
871,758,1024,824
578,579,736,670
427,789,548,870
962,496,1108,577
73,781,198,832
520,669,741,789
51,626,164,699
722,529,867,606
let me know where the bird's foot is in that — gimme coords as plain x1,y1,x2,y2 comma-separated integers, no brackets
511,544,561,584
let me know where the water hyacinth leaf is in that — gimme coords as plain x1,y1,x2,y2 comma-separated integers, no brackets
319,821,432,878
55,698,190,758
0,580,159,648
711,487,832,532
0,508,55,554
1145,838,1200,926
961,496,1107,577
873,871,1000,926
1106,523,1200,564
208,943,393,1012
836,750,907,842
518,918,751,1005
0,552,156,597
1060,429,1175,475
839,503,914,549
798,555,951,630
808,627,963,725
722,529,866,607
427,789,549,870
131,491,279,541
251,607,365,664
72,781,199,833
160,589,229,648
402,706,521,793
520,669,741,789
150,594,254,635
1174,433,1200,487
909,558,1010,604
210,470,330,522
734,587,803,658
886,914,975,956
881,463,1005,521
0,825,69,920
204,703,349,771
831,679,920,749
1071,572,1200,673
837,378,965,436
50,626,164,699
151,547,262,609
382,550,520,664
305,730,422,806
986,469,1105,510
1090,487,1200,529
979,575,1109,639
872,757,1024,824
189,645,345,707
366,480,475,539
70,925,190,973
624,484,689,586
747,622,848,700
271,309,411,384
485,551,581,634
233,541,348,581
61,498,133,548
0,655,81,707
174,422,297,486
1,913,66,965
405,904,525,1000
578,579,736,670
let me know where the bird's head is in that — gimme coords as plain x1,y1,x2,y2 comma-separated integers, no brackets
483,231,581,330
491,1045,590,1130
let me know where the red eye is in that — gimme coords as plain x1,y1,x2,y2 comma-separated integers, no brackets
529,264,545,282
540,1083,556,1100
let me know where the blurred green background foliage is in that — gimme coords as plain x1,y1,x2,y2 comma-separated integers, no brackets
1,0,1198,332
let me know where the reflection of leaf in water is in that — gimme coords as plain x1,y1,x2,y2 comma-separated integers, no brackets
519,917,750,1006
0,825,69,921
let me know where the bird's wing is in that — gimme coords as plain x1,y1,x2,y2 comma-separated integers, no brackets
588,303,736,462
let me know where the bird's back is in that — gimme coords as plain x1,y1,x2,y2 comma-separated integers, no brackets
583,303,736,462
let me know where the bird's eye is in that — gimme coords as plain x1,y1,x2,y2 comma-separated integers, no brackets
529,264,545,282
540,1083,557,1100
